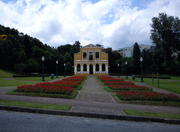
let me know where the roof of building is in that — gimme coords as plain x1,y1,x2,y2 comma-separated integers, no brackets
83,44,103,48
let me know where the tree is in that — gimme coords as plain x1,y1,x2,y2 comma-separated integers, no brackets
151,13,180,73
132,42,141,74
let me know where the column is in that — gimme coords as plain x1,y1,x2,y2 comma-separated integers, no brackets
106,64,108,74
99,64,102,74
81,64,83,73
74,65,77,74
87,64,89,74
93,64,96,74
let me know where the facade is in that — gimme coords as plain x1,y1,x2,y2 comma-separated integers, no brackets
74,44,108,75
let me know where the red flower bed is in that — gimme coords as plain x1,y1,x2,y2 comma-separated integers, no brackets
108,85,151,91
17,85,73,94
16,75,86,95
98,76,123,81
116,91,180,101
104,81,134,85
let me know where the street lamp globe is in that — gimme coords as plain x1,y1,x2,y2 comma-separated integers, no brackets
56,60,58,64
125,61,128,65
117,64,119,67
64,63,66,67
41,56,45,62
140,57,143,62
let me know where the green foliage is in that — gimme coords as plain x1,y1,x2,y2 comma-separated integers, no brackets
0,24,80,75
104,48,122,74
132,42,141,74
151,13,180,74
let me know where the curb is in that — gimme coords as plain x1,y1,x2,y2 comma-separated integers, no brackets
0,105,180,124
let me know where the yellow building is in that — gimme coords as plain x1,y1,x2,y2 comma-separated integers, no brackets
74,44,108,75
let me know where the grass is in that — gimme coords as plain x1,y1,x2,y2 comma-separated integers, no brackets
124,109,180,119
0,69,62,87
123,76,180,94
171,76,180,80
0,77,60,87
0,69,13,78
8,90,79,99
0,99,71,111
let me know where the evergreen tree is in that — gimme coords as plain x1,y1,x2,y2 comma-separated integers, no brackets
132,42,141,74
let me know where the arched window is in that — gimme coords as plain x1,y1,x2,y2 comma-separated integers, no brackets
77,64,81,72
96,64,99,71
83,52,87,59
102,64,105,71
83,64,87,71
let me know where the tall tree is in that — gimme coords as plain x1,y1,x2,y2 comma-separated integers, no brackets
132,42,141,74
151,13,180,73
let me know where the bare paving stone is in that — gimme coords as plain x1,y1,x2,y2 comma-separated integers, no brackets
75,76,114,103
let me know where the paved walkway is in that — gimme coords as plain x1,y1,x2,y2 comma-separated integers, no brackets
0,76,180,116
75,76,114,103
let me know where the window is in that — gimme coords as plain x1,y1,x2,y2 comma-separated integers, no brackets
83,52,87,59
96,64,99,71
89,52,93,60
95,52,99,58
77,64,81,72
83,64,87,71
102,64,105,71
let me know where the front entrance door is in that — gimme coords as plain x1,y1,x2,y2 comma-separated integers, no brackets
89,64,93,74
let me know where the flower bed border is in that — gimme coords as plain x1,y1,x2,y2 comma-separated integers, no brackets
8,89,78,99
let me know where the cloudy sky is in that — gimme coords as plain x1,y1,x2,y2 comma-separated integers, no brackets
0,0,179,49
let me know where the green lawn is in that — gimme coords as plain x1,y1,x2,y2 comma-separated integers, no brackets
171,76,180,80
0,77,58,87
0,69,62,87
0,69,13,78
124,109,180,119
0,99,71,111
123,76,180,94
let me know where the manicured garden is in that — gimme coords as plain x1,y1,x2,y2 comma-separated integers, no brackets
10,75,86,99
0,69,54,87
98,75,180,106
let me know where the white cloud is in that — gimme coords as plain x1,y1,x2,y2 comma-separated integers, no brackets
0,0,179,49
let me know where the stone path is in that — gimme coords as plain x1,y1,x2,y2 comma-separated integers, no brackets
75,75,114,103
72,75,118,114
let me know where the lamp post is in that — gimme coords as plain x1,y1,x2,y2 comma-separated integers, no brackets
117,64,120,77
41,56,45,81
125,61,128,79
72,66,74,75
140,57,144,82
56,60,58,78
64,63,66,77
156,63,159,88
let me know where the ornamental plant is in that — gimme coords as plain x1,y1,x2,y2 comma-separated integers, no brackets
116,91,180,101
108,85,151,91
16,75,86,95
